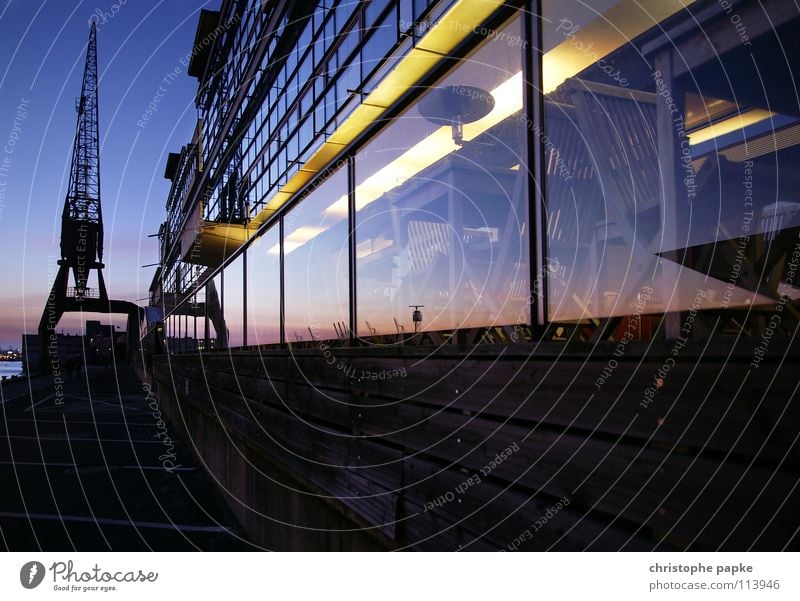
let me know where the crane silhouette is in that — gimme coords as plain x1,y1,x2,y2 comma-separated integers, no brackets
37,23,142,371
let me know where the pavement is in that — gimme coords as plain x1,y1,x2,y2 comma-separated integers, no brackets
0,364,253,551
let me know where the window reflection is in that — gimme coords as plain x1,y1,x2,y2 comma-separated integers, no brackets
165,316,173,353
355,15,529,336
542,0,800,331
191,288,205,352
283,167,349,342
223,253,245,347
207,273,224,350
247,228,281,345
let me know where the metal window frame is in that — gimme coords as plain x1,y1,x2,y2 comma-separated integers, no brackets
524,0,546,330
279,215,286,345
348,154,357,341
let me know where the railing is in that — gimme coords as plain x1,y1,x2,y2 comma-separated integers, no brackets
66,287,99,299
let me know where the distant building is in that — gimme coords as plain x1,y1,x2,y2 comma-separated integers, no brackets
22,333,87,375
85,320,115,340
21,320,127,373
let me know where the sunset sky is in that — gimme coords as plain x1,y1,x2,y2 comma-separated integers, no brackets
0,0,214,348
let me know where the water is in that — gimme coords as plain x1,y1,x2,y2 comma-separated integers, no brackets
0,361,23,378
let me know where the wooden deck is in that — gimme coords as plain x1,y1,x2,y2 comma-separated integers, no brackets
151,337,800,551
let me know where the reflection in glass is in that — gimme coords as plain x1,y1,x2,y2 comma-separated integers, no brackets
206,274,222,351
165,316,173,352
224,253,246,347
283,167,349,342
186,294,199,353
247,227,281,345
355,15,529,336
191,288,205,351
542,0,800,331
207,274,224,349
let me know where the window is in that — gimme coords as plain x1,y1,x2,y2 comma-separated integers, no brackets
355,15,529,336
283,167,349,342
247,227,281,345
165,315,173,352
223,252,246,347
361,11,396,81
190,290,204,351
541,0,800,338
207,273,224,350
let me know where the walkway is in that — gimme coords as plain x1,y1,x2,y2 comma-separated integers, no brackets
0,364,252,550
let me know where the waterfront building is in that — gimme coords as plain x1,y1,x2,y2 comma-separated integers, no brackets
146,0,800,550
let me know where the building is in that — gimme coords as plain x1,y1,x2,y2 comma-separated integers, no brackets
147,0,800,550
22,333,87,375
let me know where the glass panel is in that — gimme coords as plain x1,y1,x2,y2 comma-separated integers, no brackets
167,315,177,353
187,294,199,353
179,314,186,353
185,313,195,353
193,283,206,352
284,167,349,342
207,274,224,350
355,15,529,336
247,227,281,345
542,0,800,336
223,253,246,347
362,11,396,80
165,316,172,352
366,0,392,27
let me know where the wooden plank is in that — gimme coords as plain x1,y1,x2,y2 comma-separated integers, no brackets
178,353,800,464
153,346,800,551
156,359,799,550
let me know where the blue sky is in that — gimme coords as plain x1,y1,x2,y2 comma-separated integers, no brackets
0,0,217,348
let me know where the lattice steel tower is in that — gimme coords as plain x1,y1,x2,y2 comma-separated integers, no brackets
62,21,105,300
38,23,141,369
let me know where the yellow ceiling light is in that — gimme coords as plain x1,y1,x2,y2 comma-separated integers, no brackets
542,0,695,94
356,71,523,213
463,72,522,140
282,69,523,255
323,195,349,218
688,109,775,145
356,128,456,211
416,0,504,56
268,225,329,256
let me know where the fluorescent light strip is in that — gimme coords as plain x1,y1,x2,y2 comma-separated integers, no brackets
276,71,524,256
542,0,695,94
688,109,775,145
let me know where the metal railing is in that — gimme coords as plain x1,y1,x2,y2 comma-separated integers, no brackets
66,287,99,299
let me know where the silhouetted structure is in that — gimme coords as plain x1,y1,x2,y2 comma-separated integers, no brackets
36,22,141,371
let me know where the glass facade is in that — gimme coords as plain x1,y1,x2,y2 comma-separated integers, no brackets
542,0,800,334
151,0,800,352
356,15,528,335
